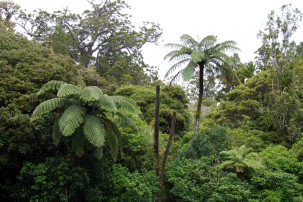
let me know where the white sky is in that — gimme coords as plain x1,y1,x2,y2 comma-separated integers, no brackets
14,0,303,79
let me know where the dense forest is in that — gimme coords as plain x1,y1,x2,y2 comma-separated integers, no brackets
1,1,303,201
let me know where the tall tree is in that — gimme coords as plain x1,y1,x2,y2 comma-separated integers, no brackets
164,34,239,136
31,80,140,160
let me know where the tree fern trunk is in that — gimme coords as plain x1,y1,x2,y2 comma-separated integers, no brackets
194,63,204,136
154,85,160,177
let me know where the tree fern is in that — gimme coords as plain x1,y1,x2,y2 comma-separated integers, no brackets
57,83,82,98
59,105,86,136
116,112,138,132
31,98,70,122
83,115,105,147
37,80,67,95
80,86,103,102
93,146,103,160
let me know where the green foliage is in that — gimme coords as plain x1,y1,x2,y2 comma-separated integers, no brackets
109,164,158,201
13,157,89,201
114,85,192,136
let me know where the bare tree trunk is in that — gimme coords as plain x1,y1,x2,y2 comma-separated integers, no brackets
154,85,160,177
194,64,204,136
159,111,176,184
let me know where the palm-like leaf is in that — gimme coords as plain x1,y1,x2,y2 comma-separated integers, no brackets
37,80,66,95
116,112,138,132
59,105,86,136
111,96,141,114
52,115,62,145
83,115,105,147
57,83,82,97
103,118,122,161
80,86,103,102
96,95,117,112
31,98,71,122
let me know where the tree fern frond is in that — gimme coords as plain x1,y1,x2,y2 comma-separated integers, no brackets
191,50,205,63
31,98,71,122
182,61,197,81
180,34,199,49
164,43,184,49
71,127,85,157
57,84,82,98
164,59,190,78
169,69,184,86
37,80,66,95
116,112,138,132
199,35,217,49
94,146,103,160
83,115,105,147
164,49,191,62
103,118,123,161
59,105,86,136
111,96,141,114
96,95,117,112
52,114,62,145
80,86,103,102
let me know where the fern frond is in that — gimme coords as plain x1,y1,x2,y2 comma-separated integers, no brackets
57,84,82,98
116,112,138,132
83,115,105,147
180,34,199,49
94,146,103,160
164,58,190,78
80,86,103,102
199,35,217,49
37,80,66,95
111,96,141,114
182,61,197,81
71,127,85,157
59,105,86,136
103,118,123,161
31,98,71,122
96,95,117,112
52,114,62,145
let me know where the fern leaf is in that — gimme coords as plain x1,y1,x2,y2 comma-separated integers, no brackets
96,95,117,112
37,80,66,95
52,114,63,145
59,105,86,137
116,112,138,132
93,146,103,160
57,84,82,98
103,118,123,161
83,115,105,147
71,127,85,157
111,96,141,114
80,86,103,102
31,98,70,122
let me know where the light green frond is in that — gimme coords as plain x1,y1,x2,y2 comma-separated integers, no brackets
37,80,66,95
164,48,191,62
96,95,117,112
93,146,103,160
111,96,141,114
83,115,105,147
182,61,197,81
164,43,184,49
57,83,82,98
52,115,62,145
219,160,235,169
199,35,217,49
212,40,240,53
80,86,103,102
116,112,138,132
59,105,86,137
71,127,85,157
180,34,199,48
191,50,205,63
103,118,122,161
31,98,71,122
164,58,190,78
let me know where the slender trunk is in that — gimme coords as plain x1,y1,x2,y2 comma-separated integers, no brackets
157,111,176,202
154,85,160,177
194,63,204,136
158,111,176,184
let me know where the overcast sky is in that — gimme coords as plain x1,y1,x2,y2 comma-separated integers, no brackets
14,0,303,79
